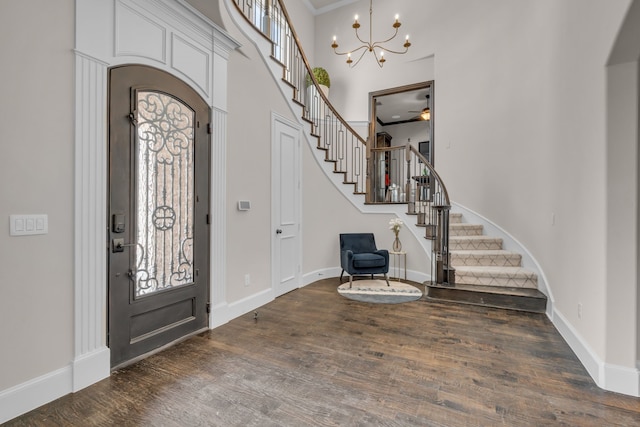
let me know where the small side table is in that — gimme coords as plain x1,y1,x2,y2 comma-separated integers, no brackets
389,251,407,282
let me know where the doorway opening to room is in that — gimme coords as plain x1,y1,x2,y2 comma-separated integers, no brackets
107,65,211,368
367,81,434,204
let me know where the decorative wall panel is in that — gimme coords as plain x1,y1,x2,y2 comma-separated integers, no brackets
115,2,166,62
172,34,210,95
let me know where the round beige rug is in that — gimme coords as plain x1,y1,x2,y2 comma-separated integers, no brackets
337,279,423,304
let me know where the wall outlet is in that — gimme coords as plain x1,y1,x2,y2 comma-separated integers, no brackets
244,274,250,287
578,303,583,319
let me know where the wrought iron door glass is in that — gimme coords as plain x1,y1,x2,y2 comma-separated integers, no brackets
135,91,195,297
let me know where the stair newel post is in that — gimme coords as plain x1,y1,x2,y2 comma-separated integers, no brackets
365,134,373,204
432,204,454,285
406,143,414,213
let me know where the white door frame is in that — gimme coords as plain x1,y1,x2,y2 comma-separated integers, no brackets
271,112,302,297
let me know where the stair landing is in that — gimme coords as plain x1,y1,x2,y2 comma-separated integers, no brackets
425,283,547,313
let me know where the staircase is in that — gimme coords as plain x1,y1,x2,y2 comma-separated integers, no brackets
425,212,547,313
229,0,546,313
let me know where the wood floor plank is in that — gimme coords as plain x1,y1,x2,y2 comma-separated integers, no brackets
6,278,640,426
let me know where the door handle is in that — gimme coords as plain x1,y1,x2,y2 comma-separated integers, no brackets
276,229,283,234
112,238,136,253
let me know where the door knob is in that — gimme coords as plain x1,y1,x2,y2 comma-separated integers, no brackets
276,229,282,234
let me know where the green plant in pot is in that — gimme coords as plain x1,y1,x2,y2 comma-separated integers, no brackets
306,67,331,90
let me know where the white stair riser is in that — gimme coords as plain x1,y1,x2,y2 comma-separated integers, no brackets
449,224,483,236
449,238,503,250
451,253,522,267
454,271,538,289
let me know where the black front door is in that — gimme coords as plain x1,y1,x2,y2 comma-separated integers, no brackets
108,65,210,368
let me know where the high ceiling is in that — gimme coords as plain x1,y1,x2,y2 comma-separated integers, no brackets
376,87,431,125
305,0,357,15
303,0,428,125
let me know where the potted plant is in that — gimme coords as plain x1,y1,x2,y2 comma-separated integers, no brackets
307,67,330,96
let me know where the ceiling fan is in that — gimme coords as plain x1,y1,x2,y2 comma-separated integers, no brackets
409,94,431,121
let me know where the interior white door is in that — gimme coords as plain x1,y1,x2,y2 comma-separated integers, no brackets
272,114,301,297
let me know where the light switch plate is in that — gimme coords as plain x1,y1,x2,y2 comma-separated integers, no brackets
10,214,48,236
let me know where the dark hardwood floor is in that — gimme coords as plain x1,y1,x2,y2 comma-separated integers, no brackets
7,278,640,426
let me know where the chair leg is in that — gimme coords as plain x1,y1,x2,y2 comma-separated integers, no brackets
384,273,390,286
349,274,353,289
340,269,344,283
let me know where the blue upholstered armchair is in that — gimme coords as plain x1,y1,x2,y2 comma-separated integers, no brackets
339,233,390,288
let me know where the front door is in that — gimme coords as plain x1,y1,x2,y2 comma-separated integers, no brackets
108,65,210,368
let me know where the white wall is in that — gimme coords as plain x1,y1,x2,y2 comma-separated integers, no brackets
282,0,316,64
605,0,640,376
314,0,635,388
379,121,431,150
2,1,639,421
0,0,75,390
302,139,429,279
315,2,436,121
219,0,301,302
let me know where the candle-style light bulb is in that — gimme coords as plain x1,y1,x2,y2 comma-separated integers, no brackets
404,34,411,48
353,14,360,29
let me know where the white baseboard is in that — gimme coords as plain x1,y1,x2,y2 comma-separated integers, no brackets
552,307,640,397
0,347,111,423
0,365,72,424
303,267,342,285
210,287,275,329
604,362,640,396
72,346,110,392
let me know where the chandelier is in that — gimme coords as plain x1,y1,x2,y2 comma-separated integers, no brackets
331,0,411,68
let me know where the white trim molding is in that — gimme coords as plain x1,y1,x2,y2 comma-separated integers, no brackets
553,308,640,397
0,0,239,423
209,107,230,329
73,52,111,392
0,366,72,424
